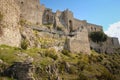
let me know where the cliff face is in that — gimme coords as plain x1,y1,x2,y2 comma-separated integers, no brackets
0,0,21,47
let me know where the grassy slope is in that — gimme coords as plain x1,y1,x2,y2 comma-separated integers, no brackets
0,45,120,80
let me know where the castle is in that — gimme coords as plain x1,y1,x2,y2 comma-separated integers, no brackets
0,0,119,54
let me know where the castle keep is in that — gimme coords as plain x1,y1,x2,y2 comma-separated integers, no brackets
0,0,119,54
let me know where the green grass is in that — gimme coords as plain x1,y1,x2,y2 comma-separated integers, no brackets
0,77,14,80
0,44,120,80
0,45,22,64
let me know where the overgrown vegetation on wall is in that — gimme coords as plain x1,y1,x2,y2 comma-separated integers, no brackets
89,31,107,43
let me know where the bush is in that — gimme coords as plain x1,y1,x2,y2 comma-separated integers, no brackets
56,26,63,31
21,39,28,50
78,73,88,80
0,12,3,22
89,31,107,43
44,49,58,60
19,19,27,26
62,49,70,56
68,66,77,74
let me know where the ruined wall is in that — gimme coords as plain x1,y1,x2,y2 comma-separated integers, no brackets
65,28,91,54
54,10,66,29
73,19,87,31
42,8,54,24
62,9,74,32
90,37,120,54
54,9,75,33
15,0,45,25
87,23,103,32
0,0,21,47
112,37,120,47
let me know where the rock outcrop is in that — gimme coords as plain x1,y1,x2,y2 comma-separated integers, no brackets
2,62,35,80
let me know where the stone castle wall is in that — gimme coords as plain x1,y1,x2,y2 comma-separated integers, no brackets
0,0,119,54
0,0,21,47
65,28,91,54
87,23,103,32
15,0,45,25
112,37,120,47
73,19,87,31
90,37,120,54
42,8,54,24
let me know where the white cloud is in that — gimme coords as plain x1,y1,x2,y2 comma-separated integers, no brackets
105,21,120,43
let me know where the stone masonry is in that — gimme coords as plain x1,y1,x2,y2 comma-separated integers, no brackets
0,0,119,54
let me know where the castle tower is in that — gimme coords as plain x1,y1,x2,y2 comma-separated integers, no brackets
63,9,74,32
15,0,45,25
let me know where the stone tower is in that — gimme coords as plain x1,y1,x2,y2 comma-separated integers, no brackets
15,0,45,25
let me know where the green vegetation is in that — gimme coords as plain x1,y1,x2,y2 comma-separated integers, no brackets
89,31,107,43
19,19,27,26
0,45,21,64
56,26,63,31
0,77,14,80
43,23,53,29
62,49,70,56
21,39,29,50
0,12,3,22
0,44,120,80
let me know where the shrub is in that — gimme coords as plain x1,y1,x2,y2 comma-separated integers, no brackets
89,31,107,43
0,12,3,22
44,49,58,60
21,39,28,50
56,26,63,31
62,49,70,56
68,66,77,74
99,71,115,80
19,19,27,26
78,73,88,80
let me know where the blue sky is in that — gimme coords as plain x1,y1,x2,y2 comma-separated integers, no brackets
40,0,120,31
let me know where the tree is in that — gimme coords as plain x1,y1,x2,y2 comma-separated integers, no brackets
89,31,107,43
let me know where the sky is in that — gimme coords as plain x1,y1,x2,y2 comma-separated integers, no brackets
40,0,120,42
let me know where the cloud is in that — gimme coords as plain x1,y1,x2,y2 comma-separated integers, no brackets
105,21,120,43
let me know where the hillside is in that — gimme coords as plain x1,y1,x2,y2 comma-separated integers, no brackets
0,0,120,80
0,45,120,80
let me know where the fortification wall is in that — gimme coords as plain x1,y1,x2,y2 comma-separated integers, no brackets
54,10,66,32
73,19,87,31
90,37,119,53
42,8,54,24
111,37,120,48
63,9,74,32
15,0,44,25
65,27,91,54
87,23,103,32
0,0,21,47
